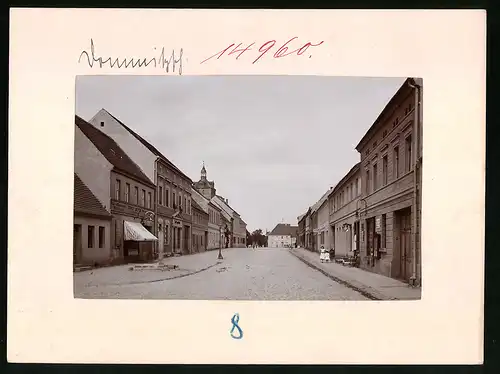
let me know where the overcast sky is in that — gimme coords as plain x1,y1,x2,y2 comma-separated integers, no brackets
76,75,405,233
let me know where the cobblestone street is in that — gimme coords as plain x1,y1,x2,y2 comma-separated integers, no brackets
74,247,368,300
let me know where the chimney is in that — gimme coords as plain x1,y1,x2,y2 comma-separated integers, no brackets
226,198,228,204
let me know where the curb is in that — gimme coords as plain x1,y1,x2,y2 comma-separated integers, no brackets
85,261,222,287
289,250,386,301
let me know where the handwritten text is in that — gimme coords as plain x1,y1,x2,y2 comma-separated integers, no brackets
230,313,243,340
201,37,324,65
78,39,184,75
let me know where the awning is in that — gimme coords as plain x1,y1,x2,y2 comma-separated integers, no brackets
124,221,158,242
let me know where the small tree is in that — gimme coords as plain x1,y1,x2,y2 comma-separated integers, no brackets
224,225,231,248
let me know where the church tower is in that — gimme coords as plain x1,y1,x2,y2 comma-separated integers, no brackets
194,162,216,199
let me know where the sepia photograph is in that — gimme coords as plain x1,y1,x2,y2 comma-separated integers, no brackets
73,75,423,301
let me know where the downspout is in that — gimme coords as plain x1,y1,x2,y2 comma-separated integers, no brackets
408,78,422,286
154,157,159,260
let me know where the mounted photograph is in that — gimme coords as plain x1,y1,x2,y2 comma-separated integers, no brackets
73,75,423,301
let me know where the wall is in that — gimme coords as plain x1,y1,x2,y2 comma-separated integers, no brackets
89,110,157,181
74,215,111,265
74,126,112,211
268,235,291,248
316,201,330,251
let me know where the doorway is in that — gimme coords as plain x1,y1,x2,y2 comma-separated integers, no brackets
183,225,190,254
396,208,412,282
73,224,82,264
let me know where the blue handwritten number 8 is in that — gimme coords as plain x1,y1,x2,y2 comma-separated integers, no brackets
230,313,243,339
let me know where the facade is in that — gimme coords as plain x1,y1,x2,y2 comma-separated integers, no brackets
316,190,332,252
328,163,361,258
355,78,422,285
193,163,247,248
304,209,312,250
191,187,222,250
220,213,231,248
73,173,112,266
88,109,194,257
191,199,209,253
268,224,298,248
297,213,306,247
75,116,158,264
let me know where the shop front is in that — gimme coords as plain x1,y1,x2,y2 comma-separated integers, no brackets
123,220,158,263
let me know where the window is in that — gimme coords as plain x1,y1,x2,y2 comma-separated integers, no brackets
405,135,412,172
141,189,146,206
125,183,130,203
394,146,400,179
166,224,170,245
148,192,152,209
134,187,139,204
178,195,182,209
346,186,350,202
88,226,94,248
373,163,378,191
159,186,163,205
382,155,388,186
100,121,104,127
98,226,105,248
358,178,361,195
381,214,387,248
366,170,370,195
115,179,121,200
165,188,169,207
173,192,176,208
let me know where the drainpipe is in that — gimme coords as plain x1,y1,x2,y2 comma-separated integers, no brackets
408,78,422,286
153,158,159,260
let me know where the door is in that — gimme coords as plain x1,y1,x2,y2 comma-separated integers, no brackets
184,225,190,254
158,229,164,256
73,224,82,264
399,209,412,281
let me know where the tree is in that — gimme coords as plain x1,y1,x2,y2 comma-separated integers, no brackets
224,225,231,248
251,229,267,247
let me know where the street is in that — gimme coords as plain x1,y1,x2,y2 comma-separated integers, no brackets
74,247,368,300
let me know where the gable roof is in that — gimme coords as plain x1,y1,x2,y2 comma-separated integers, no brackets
191,199,208,216
213,195,239,216
75,115,154,187
268,223,299,237
74,173,112,219
190,187,209,214
100,109,192,183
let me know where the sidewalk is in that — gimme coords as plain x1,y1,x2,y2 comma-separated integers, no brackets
290,247,421,300
74,248,234,288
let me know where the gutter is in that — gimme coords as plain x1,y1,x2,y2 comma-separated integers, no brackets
407,78,422,286
154,157,159,260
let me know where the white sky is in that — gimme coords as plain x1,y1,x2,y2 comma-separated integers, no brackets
76,75,405,233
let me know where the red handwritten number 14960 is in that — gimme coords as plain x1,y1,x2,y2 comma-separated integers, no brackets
200,37,324,65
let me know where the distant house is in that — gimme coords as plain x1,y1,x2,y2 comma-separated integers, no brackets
267,224,299,248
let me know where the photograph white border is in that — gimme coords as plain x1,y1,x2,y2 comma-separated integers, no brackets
8,9,485,364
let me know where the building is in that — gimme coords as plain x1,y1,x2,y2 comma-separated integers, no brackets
328,163,361,258
220,212,232,248
310,190,331,252
191,167,224,250
232,215,247,247
75,116,158,264
354,78,422,285
304,208,312,250
88,109,194,257
268,223,298,248
297,212,307,247
73,173,112,267
316,188,333,252
191,199,209,252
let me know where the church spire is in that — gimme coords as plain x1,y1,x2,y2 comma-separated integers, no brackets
201,161,207,180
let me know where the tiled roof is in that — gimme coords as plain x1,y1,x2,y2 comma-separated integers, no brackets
268,223,299,237
191,199,208,216
102,109,193,183
74,173,111,219
76,115,154,187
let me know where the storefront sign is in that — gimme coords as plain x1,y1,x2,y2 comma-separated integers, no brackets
375,216,381,234
111,200,154,220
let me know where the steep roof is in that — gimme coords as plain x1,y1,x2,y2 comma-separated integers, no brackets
75,115,154,187
268,223,299,237
190,187,209,214
101,109,193,183
191,199,208,216
74,173,112,219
